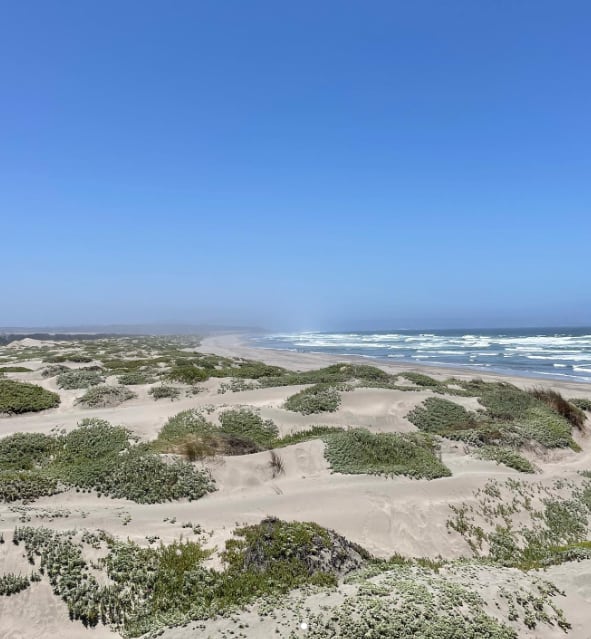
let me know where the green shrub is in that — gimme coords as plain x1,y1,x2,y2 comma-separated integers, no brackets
571,398,591,411
406,397,477,433
323,429,451,479
0,470,62,502
76,385,136,408
284,383,342,414
167,365,208,384
407,382,578,451
219,408,278,448
0,432,55,470
0,572,30,596
48,419,214,503
0,380,60,414
44,353,93,363
0,366,33,373
57,369,104,390
155,410,214,445
41,364,69,377
117,371,156,385
275,425,346,447
148,385,180,400
477,446,535,473
401,371,442,388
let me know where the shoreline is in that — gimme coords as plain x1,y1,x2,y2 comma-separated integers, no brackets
199,333,591,393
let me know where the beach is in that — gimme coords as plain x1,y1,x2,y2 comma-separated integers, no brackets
1,334,591,638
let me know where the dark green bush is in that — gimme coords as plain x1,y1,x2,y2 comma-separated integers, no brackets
0,366,33,373
0,380,60,414
167,365,208,384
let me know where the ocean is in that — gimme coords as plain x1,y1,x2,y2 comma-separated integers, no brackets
250,328,591,383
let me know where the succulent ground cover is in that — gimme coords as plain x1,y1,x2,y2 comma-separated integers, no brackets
0,572,32,596
148,384,181,400
446,476,591,569
75,385,136,408
11,518,369,636
117,371,157,385
284,383,344,414
406,381,585,472
0,379,60,414
322,428,451,479
0,419,214,504
57,369,105,390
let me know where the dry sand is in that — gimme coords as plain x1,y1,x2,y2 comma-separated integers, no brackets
1,334,591,638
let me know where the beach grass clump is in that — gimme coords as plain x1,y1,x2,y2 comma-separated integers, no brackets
528,387,586,430
477,446,536,473
323,428,451,479
75,385,136,408
284,383,343,414
218,408,279,448
0,379,60,414
571,398,591,411
259,363,394,388
57,369,104,390
0,366,33,373
148,384,180,401
155,409,214,445
117,371,156,385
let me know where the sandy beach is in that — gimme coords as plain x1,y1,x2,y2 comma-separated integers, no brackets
1,334,591,638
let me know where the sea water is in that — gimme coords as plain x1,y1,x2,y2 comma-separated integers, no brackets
251,328,591,383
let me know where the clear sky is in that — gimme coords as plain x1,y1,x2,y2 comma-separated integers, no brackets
1,1,590,330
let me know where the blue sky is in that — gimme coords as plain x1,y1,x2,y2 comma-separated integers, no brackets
1,1,590,330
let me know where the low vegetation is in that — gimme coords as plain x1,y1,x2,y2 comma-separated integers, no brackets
284,383,343,414
571,397,591,411
446,476,591,570
148,384,180,400
323,428,451,479
0,419,214,503
0,366,33,373
75,385,136,408
0,380,60,414
13,517,369,635
406,380,581,465
57,369,105,390
0,572,31,596
117,371,156,385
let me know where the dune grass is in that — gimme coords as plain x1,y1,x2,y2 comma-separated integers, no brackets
57,369,105,390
